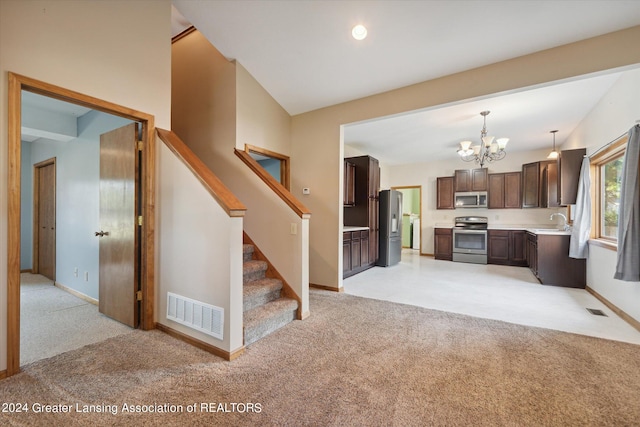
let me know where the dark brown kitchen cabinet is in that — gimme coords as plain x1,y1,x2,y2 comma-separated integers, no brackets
527,232,538,276
488,172,521,209
343,232,352,274
343,230,371,278
455,168,488,192
526,232,586,288
343,160,356,206
488,229,527,266
344,155,380,268
558,148,587,206
434,228,453,261
522,161,558,208
436,176,455,209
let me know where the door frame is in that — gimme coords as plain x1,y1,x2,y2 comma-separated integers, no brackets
7,72,156,376
391,185,423,254
32,158,57,279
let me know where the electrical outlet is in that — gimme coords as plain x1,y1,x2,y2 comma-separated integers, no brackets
302,188,310,195
84,271,89,281
290,223,297,235
74,267,78,277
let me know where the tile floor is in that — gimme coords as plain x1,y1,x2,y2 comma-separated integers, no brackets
344,249,640,345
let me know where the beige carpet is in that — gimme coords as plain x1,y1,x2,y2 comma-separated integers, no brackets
20,273,133,364
2,289,639,426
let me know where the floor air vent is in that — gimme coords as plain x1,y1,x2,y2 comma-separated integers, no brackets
586,308,608,317
167,292,224,340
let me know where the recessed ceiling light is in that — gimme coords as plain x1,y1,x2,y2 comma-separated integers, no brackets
352,24,367,41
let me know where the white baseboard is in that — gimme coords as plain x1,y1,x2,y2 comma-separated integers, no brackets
54,281,98,306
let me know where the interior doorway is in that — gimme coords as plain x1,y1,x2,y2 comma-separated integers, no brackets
391,186,422,253
6,72,156,377
32,158,56,280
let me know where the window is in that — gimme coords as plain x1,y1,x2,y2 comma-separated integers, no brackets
591,134,628,246
600,154,624,239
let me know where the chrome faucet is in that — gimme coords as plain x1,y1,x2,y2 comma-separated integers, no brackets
550,213,570,231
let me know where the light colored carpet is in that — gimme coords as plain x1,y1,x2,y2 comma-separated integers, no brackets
3,289,640,426
20,273,133,365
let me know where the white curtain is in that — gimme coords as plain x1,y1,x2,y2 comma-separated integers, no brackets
569,157,591,259
614,125,640,281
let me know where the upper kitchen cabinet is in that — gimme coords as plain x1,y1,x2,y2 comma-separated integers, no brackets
343,160,356,207
522,161,558,208
557,148,587,206
436,176,455,209
454,168,488,192
488,172,521,209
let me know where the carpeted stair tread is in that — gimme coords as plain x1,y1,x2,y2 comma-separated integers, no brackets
243,278,283,312
243,260,267,284
243,244,255,262
244,298,298,345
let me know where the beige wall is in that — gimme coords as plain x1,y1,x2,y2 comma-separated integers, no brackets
291,26,640,290
236,63,292,154
564,68,640,322
0,0,171,373
172,31,309,316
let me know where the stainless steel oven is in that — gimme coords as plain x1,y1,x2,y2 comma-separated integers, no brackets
452,216,488,264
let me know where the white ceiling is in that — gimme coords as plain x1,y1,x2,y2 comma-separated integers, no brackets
173,0,640,115
172,1,640,166
343,71,624,165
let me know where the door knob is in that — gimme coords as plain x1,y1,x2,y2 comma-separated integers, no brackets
94,231,110,237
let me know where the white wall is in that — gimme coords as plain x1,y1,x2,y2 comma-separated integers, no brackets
564,67,640,323
0,0,172,372
386,148,563,254
156,140,244,353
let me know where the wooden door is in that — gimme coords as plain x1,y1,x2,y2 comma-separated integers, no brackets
98,123,139,327
33,159,56,280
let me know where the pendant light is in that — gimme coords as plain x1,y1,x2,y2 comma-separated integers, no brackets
547,130,559,159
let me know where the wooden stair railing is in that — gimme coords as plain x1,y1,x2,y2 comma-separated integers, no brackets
157,128,246,217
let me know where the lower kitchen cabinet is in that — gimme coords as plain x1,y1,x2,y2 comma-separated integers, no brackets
488,230,527,266
343,230,372,278
526,232,586,288
434,228,453,261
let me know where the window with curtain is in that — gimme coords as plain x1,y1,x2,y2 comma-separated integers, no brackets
591,134,627,246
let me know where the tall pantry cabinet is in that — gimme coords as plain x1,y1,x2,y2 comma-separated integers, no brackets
344,155,380,266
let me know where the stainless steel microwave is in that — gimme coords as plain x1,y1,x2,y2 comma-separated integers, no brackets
454,191,488,208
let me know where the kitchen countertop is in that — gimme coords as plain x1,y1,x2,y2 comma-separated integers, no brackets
433,223,571,235
343,225,370,232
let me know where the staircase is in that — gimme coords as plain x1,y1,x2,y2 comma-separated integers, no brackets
243,243,298,345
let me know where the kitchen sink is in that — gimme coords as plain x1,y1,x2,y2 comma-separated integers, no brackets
527,228,571,235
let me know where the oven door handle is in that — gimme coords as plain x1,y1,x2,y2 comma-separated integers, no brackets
453,229,487,234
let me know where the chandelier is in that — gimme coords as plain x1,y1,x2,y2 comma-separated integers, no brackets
457,111,508,168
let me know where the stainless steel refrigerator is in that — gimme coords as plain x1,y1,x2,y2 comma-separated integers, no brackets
377,190,403,266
